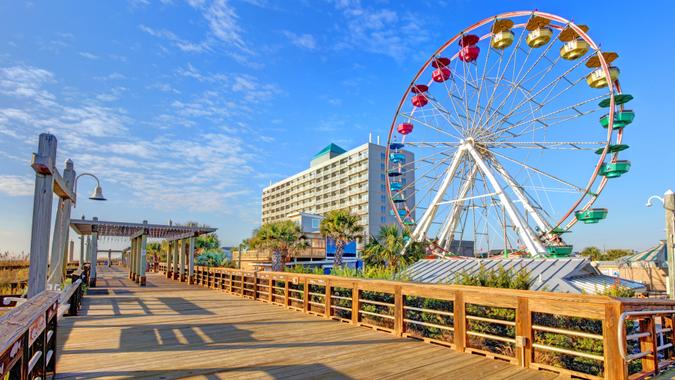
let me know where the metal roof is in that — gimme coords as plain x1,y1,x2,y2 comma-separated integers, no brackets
402,257,646,294
69,218,216,240
622,240,666,264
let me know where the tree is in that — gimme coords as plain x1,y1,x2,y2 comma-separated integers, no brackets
580,246,633,261
580,246,603,261
362,224,428,270
319,209,364,267
250,221,307,271
195,233,220,253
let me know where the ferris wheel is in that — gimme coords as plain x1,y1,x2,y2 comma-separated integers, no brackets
385,11,634,258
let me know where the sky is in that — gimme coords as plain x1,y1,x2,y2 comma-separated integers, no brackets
0,0,674,255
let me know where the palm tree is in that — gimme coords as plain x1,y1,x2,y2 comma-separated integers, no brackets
250,221,307,271
362,224,429,270
320,209,363,267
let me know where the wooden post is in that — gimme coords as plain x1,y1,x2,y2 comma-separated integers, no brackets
303,278,309,312
268,277,273,303
284,280,290,307
665,190,675,299
454,291,466,352
69,240,74,263
515,297,532,368
79,234,85,270
48,159,75,289
166,241,173,278
129,237,135,279
28,133,57,298
139,231,147,286
188,237,195,284
178,238,186,282
351,283,359,324
603,302,627,380
172,239,179,280
90,226,98,287
394,285,403,336
325,280,332,319
639,317,658,375
107,249,112,267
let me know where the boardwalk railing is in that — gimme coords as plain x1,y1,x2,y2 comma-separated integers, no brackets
0,267,87,379
159,263,675,380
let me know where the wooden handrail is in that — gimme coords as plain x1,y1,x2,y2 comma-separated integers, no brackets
156,265,675,380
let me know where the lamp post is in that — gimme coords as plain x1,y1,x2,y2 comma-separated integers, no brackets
75,172,106,202
74,173,106,270
646,189,675,299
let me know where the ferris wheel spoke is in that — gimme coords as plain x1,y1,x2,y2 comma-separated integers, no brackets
492,93,604,139
487,141,606,150
484,55,592,137
478,27,560,132
488,149,586,194
474,25,529,132
424,96,471,137
393,151,458,198
400,111,463,141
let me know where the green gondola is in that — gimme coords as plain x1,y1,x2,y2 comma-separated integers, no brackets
575,208,608,224
546,245,574,257
599,110,635,129
595,144,629,155
599,93,633,108
600,160,631,178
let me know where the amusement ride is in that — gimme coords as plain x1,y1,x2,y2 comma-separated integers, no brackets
385,11,635,258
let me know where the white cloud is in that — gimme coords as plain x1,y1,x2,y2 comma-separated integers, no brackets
202,0,246,49
333,1,429,59
78,51,99,60
0,175,33,197
282,31,317,50
139,25,210,53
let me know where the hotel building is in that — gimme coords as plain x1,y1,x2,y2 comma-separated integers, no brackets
261,142,415,240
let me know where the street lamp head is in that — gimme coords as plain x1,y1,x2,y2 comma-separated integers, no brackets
89,185,106,201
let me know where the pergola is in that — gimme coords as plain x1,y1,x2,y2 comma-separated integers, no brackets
70,217,216,286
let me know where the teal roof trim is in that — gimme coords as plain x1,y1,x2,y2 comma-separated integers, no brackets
313,143,346,158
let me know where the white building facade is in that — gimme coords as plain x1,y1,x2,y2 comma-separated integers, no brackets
262,143,414,240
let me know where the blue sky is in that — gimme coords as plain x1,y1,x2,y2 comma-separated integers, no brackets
0,0,674,254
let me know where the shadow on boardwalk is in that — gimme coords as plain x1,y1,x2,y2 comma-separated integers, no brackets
56,266,561,380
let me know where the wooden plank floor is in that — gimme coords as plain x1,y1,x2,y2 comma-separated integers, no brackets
56,266,562,379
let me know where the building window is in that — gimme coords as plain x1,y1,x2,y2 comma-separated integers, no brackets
381,216,386,223
311,218,320,229
380,152,385,160
380,163,385,171
380,174,385,181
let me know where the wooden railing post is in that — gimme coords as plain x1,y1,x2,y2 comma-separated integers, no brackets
516,296,532,368
325,280,332,319
603,302,627,380
303,278,309,313
351,282,359,325
639,317,658,375
253,271,258,300
454,291,466,352
284,279,290,307
268,277,273,302
394,285,403,336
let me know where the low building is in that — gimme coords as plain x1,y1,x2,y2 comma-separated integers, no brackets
403,257,646,295
595,241,668,294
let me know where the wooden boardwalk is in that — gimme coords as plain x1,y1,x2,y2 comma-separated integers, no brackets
56,266,562,379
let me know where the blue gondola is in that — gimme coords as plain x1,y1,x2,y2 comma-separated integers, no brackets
390,142,404,150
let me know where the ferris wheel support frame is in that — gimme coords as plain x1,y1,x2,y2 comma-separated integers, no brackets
465,142,547,256
487,155,553,234
411,146,466,241
437,165,478,249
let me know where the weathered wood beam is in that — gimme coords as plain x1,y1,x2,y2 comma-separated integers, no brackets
48,159,75,288
28,133,57,298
